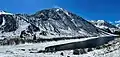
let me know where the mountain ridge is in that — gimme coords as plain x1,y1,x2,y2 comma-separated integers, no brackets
0,8,111,39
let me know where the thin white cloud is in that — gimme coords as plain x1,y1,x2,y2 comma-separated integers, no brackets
53,5,61,8
109,21,113,24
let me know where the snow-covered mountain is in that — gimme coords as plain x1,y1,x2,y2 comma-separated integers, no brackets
0,8,109,39
90,20,118,29
0,10,13,15
89,20,120,33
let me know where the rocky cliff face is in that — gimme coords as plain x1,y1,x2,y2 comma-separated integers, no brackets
0,8,108,39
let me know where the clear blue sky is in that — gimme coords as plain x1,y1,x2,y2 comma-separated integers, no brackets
0,0,120,22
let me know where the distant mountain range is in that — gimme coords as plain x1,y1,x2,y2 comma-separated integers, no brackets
0,8,119,39
89,20,120,34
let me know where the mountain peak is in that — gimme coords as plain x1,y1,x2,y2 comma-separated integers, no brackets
0,10,13,15
54,8,64,12
33,8,70,19
97,20,105,23
90,20,118,29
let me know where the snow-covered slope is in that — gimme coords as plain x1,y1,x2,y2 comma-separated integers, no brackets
0,36,119,57
116,24,120,28
0,11,13,15
89,20,119,33
90,20,117,29
0,8,109,39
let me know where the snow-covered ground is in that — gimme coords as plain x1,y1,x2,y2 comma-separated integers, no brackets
0,35,119,57
1,48,120,57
